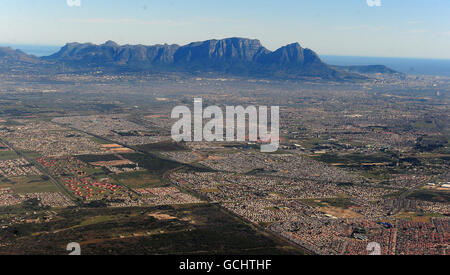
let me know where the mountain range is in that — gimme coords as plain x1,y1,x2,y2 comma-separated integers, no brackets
0,46,38,64
0,38,399,80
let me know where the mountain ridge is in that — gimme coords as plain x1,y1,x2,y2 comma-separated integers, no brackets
1,38,399,80
0,46,39,64
43,37,352,79
333,65,400,75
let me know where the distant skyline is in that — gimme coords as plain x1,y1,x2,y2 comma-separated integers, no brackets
0,0,449,59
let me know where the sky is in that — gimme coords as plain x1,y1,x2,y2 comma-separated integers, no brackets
0,0,449,59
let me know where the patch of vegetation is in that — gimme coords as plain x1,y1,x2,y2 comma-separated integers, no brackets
415,135,448,152
89,136,113,145
20,151,41,159
301,197,355,209
136,141,186,152
337,182,354,187
0,151,19,160
411,120,438,130
321,198,355,209
0,176,58,194
312,153,394,166
22,198,47,211
77,154,121,163
359,169,393,181
121,153,182,176
111,171,166,188
407,190,450,203
383,190,405,199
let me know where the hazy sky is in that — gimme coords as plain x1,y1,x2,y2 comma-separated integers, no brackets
0,0,449,59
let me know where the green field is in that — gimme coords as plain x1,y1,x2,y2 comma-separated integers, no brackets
89,136,113,145
0,176,58,194
411,120,438,130
312,153,394,166
136,141,187,152
20,151,42,160
0,151,19,160
301,197,356,209
77,154,121,163
112,171,166,189
407,190,450,203
121,153,182,176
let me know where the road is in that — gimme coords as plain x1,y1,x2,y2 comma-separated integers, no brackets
0,137,78,203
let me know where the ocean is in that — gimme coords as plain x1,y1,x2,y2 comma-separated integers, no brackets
322,55,450,77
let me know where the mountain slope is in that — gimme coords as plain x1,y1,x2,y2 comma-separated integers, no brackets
333,65,400,75
0,47,39,64
44,41,180,66
256,43,346,78
173,38,269,65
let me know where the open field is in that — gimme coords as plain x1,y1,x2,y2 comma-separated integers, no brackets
0,151,19,160
0,176,58,194
121,153,182,176
311,153,395,167
301,197,356,209
136,141,186,152
76,154,122,163
318,207,363,219
89,136,114,145
407,190,450,203
112,171,166,189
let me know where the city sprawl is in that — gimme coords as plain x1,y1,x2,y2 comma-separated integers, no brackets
0,71,448,255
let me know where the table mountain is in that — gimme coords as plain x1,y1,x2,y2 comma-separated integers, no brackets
3,38,402,80
43,38,358,80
